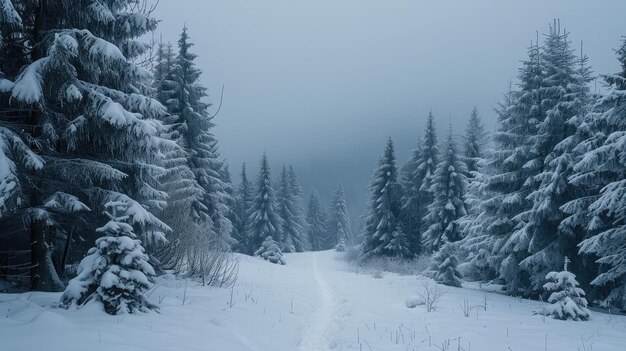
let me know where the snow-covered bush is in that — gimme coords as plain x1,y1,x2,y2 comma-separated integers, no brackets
254,236,286,265
405,295,425,308
60,202,156,315
540,258,591,321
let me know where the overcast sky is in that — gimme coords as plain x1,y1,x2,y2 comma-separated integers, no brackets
153,0,626,226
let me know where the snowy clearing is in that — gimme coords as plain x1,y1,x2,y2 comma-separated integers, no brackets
1,251,625,351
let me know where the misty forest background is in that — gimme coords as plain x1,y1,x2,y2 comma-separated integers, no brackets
1,0,626,316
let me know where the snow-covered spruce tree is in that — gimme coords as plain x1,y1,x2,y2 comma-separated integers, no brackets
555,47,597,286
400,112,439,256
517,26,595,293
400,137,424,257
457,107,491,280
463,107,487,175
151,39,206,270
459,107,487,235
0,0,170,291
288,166,309,251
458,169,498,281
219,164,239,248
327,185,351,252
416,112,439,221
163,27,234,270
306,191,327,251
429,237,463,287
60,201,156,315
254,236,286,265
276,165,306,253
234,162,254,254
476,39,544,295
247,153,282,253
0,0,41,221
152,41,176,104
422,124,468,253
362,138,409,258
540,257,590,321
573,37,626,310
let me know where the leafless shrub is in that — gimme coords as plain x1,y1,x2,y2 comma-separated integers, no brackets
343,245,362,263
157,226,239,288
416,277,446,312
346,254,432,276
461,298,472,317
188,242,240,288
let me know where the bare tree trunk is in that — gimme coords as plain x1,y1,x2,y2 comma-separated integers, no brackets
28,0,63,292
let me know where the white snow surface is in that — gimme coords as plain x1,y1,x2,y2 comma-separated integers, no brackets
1,250,626,350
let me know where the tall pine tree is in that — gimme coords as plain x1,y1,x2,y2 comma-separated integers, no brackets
572,37,626,310
288,166,309,251
233,162,254,254
479,38,544,295
463,107,487,175
422,124,468,252
362,138,409,258
400,137,424,256
0,0,170,291
306,191,327,251
276,165,308,252
247,153,281,253
151,39,205,270
327,185,351,251
171,27,234,251
517,26,594,293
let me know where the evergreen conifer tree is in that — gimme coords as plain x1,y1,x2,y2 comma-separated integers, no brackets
417,113,439,209
234,163,254,254
422,125,468,252
220,164,239,247
362,138,409,258
60,201,157,315
170,27,234,251
306,191,327,251
254,236,286,265
151,39,205,270
327,185,351,251
429,238,463,287
288,166,309,251
400,138,424,256
540,257,591,321
476,39,544,295
517,27,594,292
276,165,307,253
458,107,492,280
573,37,626,310
248,153,282,253
463,107,487,175
0,0,169,291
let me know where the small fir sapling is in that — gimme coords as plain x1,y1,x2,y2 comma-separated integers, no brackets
429,239,463,287
540,256,591,321
254,236,286,265
60,201,157,315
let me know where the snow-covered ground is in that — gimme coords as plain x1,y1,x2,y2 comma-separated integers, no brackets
1,250,625,350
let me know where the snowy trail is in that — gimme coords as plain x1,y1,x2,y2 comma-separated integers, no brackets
3,250,626,351
298,252,336,351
